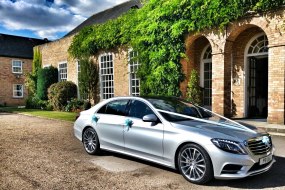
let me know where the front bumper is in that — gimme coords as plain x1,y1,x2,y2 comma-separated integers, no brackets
206,144,275,179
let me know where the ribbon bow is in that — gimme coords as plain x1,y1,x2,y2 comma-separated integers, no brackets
92,115,99,123
124,119,133,131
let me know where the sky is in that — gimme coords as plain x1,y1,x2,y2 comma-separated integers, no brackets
0,0,129,40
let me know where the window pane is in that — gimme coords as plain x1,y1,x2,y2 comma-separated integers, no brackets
12,60,22,73
128,100,154,119
100,54,114,99
104,100,129,116
128,51,140,96
59,62,67,81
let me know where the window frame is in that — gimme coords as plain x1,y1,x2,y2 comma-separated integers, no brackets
58,62,68,82
13,84,24,98
128,50,140,96
97,99,129,116
127,99,157,120
12,60,23,74
99,53,114,100
200,45,212,107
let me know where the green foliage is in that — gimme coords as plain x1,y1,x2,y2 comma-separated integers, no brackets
24,72,37,96
26,47,42,97
25,96,52,110
33,47,42,75
69,0,284,96
0,107,77,122
37,66,58,100
48,81,77,111
78,58,100,103
65,98,84,112
186,69,202,105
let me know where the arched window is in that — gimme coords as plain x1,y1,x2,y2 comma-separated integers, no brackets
247,34,268,56
200,45,212,107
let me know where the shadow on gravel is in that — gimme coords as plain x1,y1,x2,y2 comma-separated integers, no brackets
96,151,285,189
97,150,178,174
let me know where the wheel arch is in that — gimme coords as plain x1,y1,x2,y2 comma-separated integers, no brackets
82,125,95,142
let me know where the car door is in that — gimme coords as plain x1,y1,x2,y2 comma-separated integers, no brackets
95,99,129,152
123,100,164,161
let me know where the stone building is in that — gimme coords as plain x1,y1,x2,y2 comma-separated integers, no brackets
180,8,285,124
0,34,47,106
37,1,285,124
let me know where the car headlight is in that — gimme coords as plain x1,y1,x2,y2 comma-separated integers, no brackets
211,138,247,155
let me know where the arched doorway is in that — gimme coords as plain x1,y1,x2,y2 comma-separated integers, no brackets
200,45,212,110
245,33,268,118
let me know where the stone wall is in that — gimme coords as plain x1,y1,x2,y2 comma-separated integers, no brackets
37,35,78,85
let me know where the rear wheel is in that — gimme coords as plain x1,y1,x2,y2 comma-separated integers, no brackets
82,127,100,155
178,143,213,184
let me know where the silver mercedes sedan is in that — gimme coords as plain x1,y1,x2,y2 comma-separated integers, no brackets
74,96,275,184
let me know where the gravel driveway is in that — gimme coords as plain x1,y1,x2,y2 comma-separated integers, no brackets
1,112,285,190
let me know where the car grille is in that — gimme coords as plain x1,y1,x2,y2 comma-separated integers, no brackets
246,135,272,155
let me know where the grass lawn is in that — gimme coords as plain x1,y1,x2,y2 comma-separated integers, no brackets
0,107,77,122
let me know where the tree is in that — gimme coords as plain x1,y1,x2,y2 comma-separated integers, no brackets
25,47,42,97
78,58,100,104
32,47,42,75
186,69,202,105
37,66,58,100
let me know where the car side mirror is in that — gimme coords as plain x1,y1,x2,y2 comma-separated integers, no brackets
142,114,158,122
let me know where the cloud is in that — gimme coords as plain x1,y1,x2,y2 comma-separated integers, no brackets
54,0,129,17
0,0,128,39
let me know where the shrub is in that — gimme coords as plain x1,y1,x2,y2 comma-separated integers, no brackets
186,69,202,105
65,98,84,112
25,96,49,109
24,72,37,97
37,66,58,100
48,81,77,111
78,58,100,103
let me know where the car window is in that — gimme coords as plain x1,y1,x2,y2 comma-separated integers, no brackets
97,100,129,116
146,97,211,121
127,100,154,119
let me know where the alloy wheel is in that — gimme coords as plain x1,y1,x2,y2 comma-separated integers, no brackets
179,147,206,181
83,128,98,154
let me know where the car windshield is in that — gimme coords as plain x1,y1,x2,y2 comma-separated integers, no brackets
145,97,211,122
145,97,240,127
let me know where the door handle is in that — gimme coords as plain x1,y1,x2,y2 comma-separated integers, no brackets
124,119,133,131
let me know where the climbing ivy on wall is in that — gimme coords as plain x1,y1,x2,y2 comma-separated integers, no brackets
69,0,285,96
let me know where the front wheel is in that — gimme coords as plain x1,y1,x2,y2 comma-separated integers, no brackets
82,127,100,155
178,143,213,184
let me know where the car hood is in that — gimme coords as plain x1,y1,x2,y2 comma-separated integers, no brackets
170,120,265,141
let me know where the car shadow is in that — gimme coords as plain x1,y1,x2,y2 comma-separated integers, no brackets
97,151,285,188
96,150,179,173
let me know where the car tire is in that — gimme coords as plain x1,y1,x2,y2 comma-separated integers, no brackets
82,127,100,155
178,143,213,184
